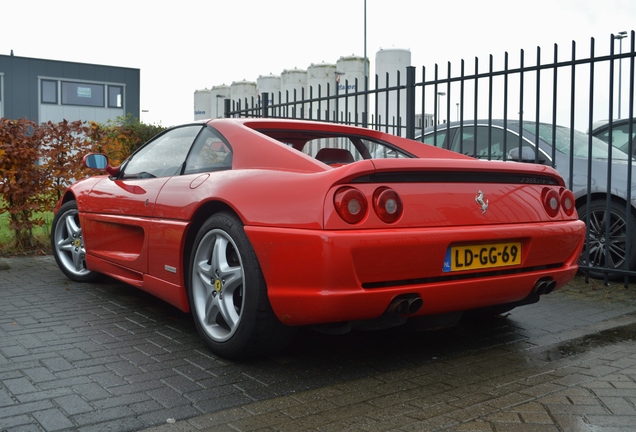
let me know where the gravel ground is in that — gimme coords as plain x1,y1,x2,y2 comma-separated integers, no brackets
560,273,636,305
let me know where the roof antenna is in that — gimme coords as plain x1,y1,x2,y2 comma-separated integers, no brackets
10,49,14,56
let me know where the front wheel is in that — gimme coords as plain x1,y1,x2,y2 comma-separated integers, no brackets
187,212,296,358
50,200,98,282
577,199,636,280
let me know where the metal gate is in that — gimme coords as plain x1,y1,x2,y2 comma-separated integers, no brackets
226,31,636,284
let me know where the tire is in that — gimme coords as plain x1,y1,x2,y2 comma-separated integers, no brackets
50,201,98,282
187,212,296,358
577,199,636,280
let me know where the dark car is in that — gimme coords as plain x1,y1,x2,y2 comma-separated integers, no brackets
591,118,636,156
420,120,636,279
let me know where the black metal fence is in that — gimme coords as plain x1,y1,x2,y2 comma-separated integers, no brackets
226,31,636,284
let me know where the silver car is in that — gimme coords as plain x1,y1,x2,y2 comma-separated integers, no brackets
591,118,636,156
420,120,636,279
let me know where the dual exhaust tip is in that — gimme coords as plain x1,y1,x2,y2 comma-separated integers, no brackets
534,278,557,295
386,294,423,315
386,278,556,317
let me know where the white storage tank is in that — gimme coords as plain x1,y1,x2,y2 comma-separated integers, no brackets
193,88,212,121
336,55,369,124
230,80,258,114
257,74,281,106
307,62,336,120
375,48,411,135
281,68,307,118
210,84,230,118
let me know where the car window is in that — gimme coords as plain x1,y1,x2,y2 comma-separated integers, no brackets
184,127,233,174
121,125,203,179
448,126,510,160
424,126,546,162
521,122,629,160
302,137,362,160
598,123,635,154
303,136,409,164
421,130,450,148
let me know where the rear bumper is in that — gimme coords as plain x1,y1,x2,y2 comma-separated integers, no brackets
245,220,585,325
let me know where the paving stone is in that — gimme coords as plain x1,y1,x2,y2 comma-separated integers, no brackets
31,408,75,431
3,256,636,431
53,394,94,415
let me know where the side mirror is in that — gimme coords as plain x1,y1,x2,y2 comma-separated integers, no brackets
83,153,119,176
508,147,544,163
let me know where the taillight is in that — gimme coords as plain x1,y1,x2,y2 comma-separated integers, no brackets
542,188,560,217
373,187,403,223
560,189,576,216
334,187,368,224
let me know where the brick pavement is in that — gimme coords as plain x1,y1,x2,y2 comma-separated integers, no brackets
143,320,636,432
1,256,636,431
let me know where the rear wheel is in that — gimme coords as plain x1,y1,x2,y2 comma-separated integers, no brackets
50,201,97,282
577,199,636,280
187,212,296,358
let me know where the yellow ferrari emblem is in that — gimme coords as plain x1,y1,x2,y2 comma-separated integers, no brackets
215,279,222,292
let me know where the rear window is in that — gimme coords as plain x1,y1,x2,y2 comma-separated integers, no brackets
256,129,411,165
301,136,409,161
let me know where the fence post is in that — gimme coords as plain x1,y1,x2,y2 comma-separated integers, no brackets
223,99,231,118
406,66,416,139
261,92,269,118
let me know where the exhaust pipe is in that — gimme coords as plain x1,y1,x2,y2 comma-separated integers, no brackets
534,280,548,295
407,297,423,314
387,299,410,314
386,294,423,315
533,278,556,295
544,280,557,294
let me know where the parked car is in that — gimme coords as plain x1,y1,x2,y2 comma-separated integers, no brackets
51,118,585,358
591,118,636,156
420,120,636,279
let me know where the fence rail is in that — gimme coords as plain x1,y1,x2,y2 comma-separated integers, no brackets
226,31,636,284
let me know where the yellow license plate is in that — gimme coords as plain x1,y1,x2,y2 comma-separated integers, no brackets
443,242,521,272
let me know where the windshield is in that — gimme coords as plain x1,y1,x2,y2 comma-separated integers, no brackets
518,122,629,160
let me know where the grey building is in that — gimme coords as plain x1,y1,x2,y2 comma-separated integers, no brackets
0,53,139,124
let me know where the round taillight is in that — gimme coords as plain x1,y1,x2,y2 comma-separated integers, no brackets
334,187,368,224
543,188,560,217
373,187,403,223
560,189,576,216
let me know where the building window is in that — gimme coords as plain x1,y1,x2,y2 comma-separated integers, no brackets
61,81,104,107
108,85,124,108
42,79,58,104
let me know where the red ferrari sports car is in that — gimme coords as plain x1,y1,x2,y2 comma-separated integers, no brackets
51,118,586,358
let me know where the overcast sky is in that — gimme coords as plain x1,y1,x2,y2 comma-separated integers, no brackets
3,0,636,127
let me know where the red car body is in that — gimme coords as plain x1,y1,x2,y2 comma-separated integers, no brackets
52,118,586,358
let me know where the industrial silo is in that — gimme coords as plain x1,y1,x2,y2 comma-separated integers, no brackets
307,62,336,121
210,84,230,118
335,55,369,125
375,48,411,135
193,88,212,121
230,80,258,115
257,74,281,114
281,68,307,118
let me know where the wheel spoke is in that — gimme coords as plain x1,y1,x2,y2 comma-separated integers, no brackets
72,246,86,272
211,234,241,330
65,214,81,237
608,217,626,236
